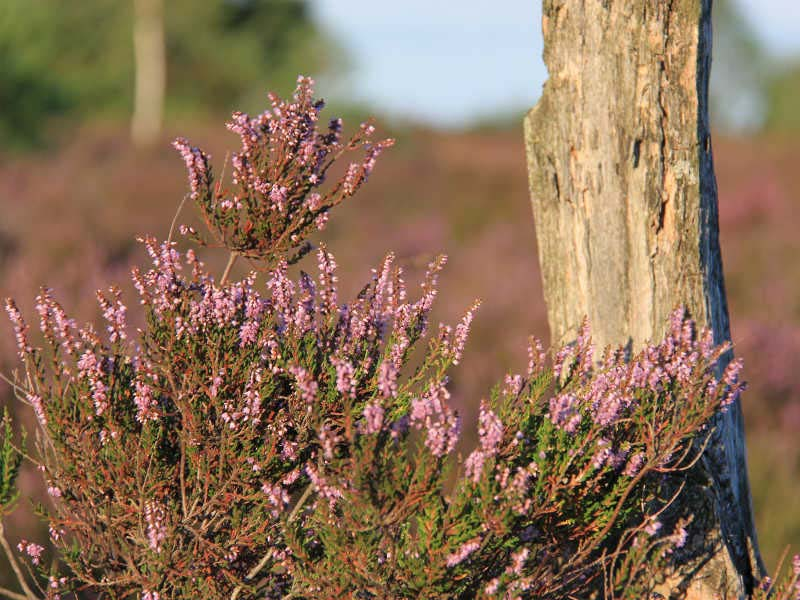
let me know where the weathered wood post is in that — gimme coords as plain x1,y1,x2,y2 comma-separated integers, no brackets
131,0,166,148
524,1,764,597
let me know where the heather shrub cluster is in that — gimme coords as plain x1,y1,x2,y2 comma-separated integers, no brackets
1,77,798,599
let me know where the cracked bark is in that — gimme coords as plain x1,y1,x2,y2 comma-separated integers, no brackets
524,0,764,597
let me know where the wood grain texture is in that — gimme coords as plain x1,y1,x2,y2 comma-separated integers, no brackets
524,0,763,596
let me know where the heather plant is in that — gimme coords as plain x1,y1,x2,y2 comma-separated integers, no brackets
0,76,797,600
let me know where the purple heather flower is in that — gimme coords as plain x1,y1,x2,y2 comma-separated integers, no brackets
144,500,167,553
623,452,645,477
319,424,340,460
377,360,398,398
269,184,288,212
549,392,581,433
643,517,662,536
96,287,128,343
172,137,210,202
317,246,338,313
5,299,31,359
239,319,260,345
672,525,688,549
503,374,524,397
262,482,290,517
410,381,460,457
331,356,356,399
133,375,158,423
591,437,614,470
289,365,318,405
26,393,47,428
527,336,547,377
477,402,503,453
362,400,385,434
305,464,343,507
445,539,481,567
464,450,486,483
342,163,360,196
17,540,45,565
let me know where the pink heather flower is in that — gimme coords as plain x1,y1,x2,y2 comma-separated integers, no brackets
172,137,210,202
331,356,356,399
591,437,613,470
485,579,501,595
549,393,581,433
35,289,78,355
362,400,384,434
77,350,109,416
451,301,479,365
47,484,62,498
503,374,524,397
5,298,31,358
305,464,343,507
289,365,318,404
644,517,662,536
239,319,260,345
377,360,398,398
315,212,329,231
144,500,167,553
48,576,67,592
262,482,290,517
269,183,288,212
268,259,294,322
209,373,223,399
317,246,338,313
17,540,45,565
464,450,486,483
409,381,460,457
305,192,323,212
477,402,503,453
510,547,530,575
552,343,576,379
623,452,645,477
142,591,160,600
672,525,688,549
342,163,360,195
26,393,47,428
96,287,128,343
133,377,158,423
527,336,547,377
318,424,340,460
445,539,481,567
49,526,65,542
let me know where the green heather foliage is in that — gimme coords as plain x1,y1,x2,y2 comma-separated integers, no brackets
2,78,799,599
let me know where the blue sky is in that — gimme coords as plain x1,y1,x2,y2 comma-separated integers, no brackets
311,0,800,128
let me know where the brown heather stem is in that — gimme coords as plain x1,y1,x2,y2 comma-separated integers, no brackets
230,484,315,599
288,483,313,524
0,523,39,600
167,193,189,244
219,252,238,287
0,587,29,600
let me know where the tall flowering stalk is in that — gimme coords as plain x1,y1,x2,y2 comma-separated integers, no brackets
0,77,796,600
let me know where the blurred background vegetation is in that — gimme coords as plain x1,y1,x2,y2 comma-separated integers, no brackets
0,0,798,592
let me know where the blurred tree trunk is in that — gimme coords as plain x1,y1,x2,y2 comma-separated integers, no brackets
131,0,166,148
524,1,764,597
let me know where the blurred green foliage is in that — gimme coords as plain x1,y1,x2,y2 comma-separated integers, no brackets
764,63,800,133
0,0,339,149
711,0,800,134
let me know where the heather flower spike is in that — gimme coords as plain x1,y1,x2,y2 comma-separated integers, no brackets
174,76,394,265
